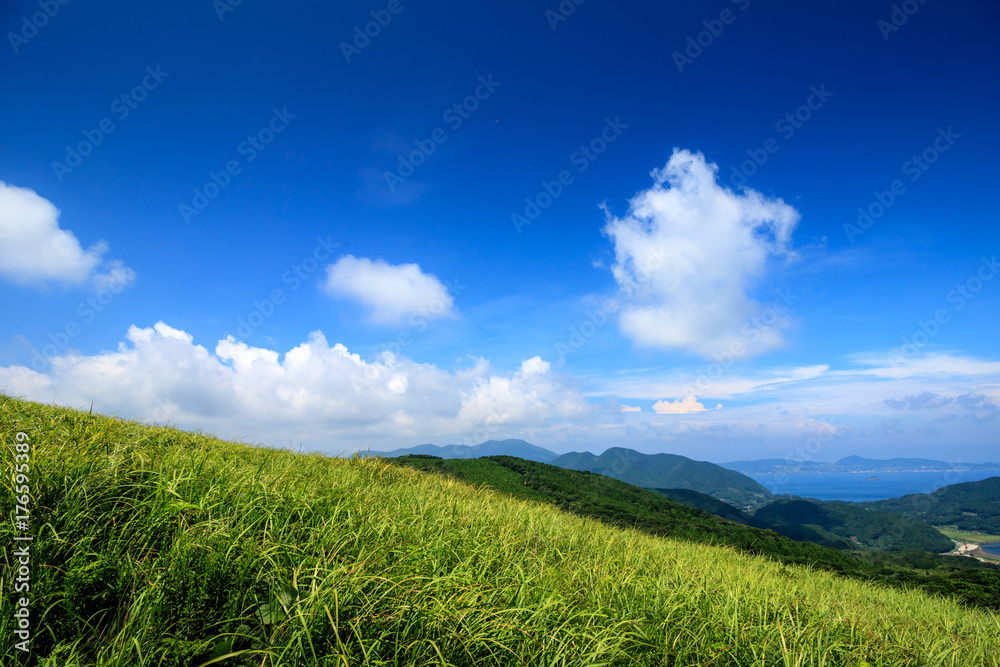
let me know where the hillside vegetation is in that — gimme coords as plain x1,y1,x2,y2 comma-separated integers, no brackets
390,455,1000,610
648,488,752,524
2,395,1000,666
858,476,1000,534
751,499,955,553
552,447,773,509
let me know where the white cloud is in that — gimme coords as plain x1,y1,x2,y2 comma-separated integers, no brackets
653,395,707,414
603,149,800,358
0,181,134,288
0,322,591,453
92,259,137,293
620,404,641,412
323,255,456,325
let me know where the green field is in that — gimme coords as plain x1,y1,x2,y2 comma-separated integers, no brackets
935,526,1000,543
3,394,1000,666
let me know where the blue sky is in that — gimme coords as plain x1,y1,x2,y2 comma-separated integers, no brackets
2,0,998,462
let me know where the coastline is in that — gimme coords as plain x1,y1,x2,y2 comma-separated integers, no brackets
946,541,1000,564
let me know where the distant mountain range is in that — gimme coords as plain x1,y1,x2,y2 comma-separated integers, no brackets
371,441,772,509
374,440,999,557
552,447,773,509
367,439,560,463
721,455,1000,475
370,441,999,516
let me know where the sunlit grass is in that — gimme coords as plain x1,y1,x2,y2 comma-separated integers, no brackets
935,526,1000,543
2,394,999,666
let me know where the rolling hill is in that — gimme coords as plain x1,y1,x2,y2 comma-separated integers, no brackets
647,487,752,524
857,476,1000,534
553,446,773,509
3,394,1000,666
388,454,1000,610
751,498,956,553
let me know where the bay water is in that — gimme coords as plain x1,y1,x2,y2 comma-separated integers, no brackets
748,470,1000,502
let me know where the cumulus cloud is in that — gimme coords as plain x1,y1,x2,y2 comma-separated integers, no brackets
0,322,591,452
620,405,641,412
0,181,133,288
653,395,707,414
603,149,800,358
324,255,456,325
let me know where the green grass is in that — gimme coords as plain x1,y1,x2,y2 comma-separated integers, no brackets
389,454,1000,610
935,527,1000,543
2,394,1000,666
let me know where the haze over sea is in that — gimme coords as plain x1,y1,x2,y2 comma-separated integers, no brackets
750,470,1000,502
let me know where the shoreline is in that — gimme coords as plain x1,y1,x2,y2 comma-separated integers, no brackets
945,541,1000,564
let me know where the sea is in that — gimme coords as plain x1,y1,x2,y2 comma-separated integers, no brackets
980,543,1000,557
747,470,1000,502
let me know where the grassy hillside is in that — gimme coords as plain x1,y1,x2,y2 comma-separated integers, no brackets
389,455,1000,611
552,447,773,509
859,477,1000,534
751,499,955,553
2,395,1000,666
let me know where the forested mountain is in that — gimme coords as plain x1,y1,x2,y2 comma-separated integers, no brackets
552,447,773,509
858,477,1000,533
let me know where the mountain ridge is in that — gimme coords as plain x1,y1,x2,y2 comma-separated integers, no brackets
723,456,1000,475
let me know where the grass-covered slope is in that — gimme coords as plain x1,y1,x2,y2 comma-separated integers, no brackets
751,499,956,553
553,446,773,509
389,455,1000,610
2,396,1000,667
